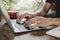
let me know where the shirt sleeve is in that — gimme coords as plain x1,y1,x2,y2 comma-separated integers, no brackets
46,0,54,4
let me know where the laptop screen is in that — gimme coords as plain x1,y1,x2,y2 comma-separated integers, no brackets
0,0,14,29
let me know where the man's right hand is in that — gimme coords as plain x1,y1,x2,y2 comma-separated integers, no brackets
16,13,34,23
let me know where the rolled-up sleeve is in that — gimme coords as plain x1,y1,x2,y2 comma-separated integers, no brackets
46,0,54,4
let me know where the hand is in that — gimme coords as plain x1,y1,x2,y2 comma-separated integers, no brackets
16,13,34,23
24,16,54,29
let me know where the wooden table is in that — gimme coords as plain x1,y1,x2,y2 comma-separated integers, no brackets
0,23,60,40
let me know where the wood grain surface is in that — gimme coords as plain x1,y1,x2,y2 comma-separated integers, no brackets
0,24,60,40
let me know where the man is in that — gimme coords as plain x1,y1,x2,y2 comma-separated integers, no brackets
16,0,60,28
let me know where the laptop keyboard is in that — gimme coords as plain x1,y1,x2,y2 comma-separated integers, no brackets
11,20,27,32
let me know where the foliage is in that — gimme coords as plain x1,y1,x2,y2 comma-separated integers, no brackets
3,0,45,13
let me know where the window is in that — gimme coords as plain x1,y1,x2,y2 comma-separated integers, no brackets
3,0,45,14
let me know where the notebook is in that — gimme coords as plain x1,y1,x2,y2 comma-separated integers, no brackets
46,27,60,38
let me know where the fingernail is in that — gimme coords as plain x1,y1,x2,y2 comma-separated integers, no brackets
16,22,20,24
25,27,30,30
39,26,43,28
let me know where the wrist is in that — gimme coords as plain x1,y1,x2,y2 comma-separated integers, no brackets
31,14,37,18
50,18,58,26
48,18,56,26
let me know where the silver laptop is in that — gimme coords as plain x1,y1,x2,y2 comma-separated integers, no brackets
0,0,29,33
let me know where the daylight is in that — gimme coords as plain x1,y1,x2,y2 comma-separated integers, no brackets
4,0,46,14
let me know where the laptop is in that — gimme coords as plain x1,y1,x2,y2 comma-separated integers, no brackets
0,0,57,33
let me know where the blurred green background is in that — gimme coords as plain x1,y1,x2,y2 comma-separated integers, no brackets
3,0,45,13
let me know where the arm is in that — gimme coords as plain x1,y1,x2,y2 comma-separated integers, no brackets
51,18,60,26
34,2,53,16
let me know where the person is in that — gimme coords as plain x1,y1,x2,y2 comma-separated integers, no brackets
16,0,60,28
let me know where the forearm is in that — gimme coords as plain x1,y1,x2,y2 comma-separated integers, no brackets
34,3,52,16
34,9,47,16
52,18,60,26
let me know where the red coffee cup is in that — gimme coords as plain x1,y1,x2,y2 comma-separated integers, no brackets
8,11,18,19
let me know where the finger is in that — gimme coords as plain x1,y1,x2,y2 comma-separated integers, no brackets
24,20,31,27
24,17,39,27
38,24,50,28
16,16,21,22
24,18,36,27
24,16,41,27
16,15,22,22
28,23,40,30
